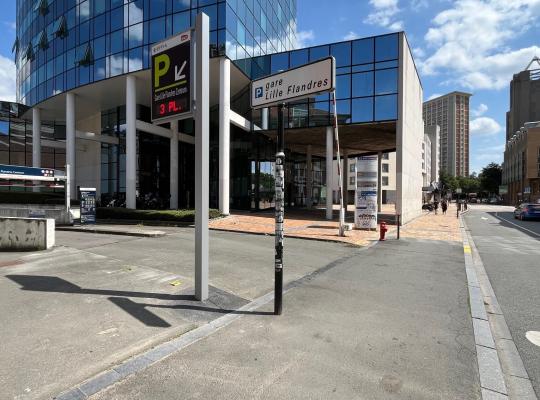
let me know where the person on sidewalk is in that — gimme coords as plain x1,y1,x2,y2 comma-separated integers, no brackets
434,200,439,215
441,199,448,215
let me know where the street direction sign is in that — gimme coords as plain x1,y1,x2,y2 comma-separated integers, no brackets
250,57,335,109
151,30,192,123
0,164,56,181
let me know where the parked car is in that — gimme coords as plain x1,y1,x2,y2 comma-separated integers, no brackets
513,203,540,220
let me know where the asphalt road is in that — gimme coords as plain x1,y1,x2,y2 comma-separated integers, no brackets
464,205,540,396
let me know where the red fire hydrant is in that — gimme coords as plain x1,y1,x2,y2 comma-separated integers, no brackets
379,221,388,241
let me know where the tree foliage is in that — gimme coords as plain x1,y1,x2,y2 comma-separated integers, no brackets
479,163,502,195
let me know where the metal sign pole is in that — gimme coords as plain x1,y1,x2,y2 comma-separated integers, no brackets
332,90,345,236
274,103,285,315
65,164,71,222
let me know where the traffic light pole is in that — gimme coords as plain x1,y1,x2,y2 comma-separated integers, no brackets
274,103,285,315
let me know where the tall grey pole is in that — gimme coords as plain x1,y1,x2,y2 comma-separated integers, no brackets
275,103,285,315
195,12,209,301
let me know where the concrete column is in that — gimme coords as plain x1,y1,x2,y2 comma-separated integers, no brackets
342,149,349,208
377,152,383,212
66,93,76,198
32,108,41,167
170,120,178,209
261,107,269,130
218,57,230,215
126,75,137,209
306,144,312,208
326,126,333,220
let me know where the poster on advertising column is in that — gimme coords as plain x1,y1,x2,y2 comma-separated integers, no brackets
355,156,378,230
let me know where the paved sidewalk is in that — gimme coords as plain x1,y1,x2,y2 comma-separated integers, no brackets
90,237,480,400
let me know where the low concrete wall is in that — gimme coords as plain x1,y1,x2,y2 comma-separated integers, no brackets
0,204,72,225
0,217,55,251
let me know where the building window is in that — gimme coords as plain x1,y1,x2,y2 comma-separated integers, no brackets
382,153,389,160
382,176,389,186
382,163,389,173
349,163,355,173
349,176,355,185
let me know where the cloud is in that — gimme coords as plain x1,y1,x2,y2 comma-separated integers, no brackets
294,30,315,48
343,31,359,41
471,103,488,117
0,55,16,102
470,117,502,136
474,144,505,161
364,0,403,30
427,93,442,100
420,0,540,90
410,0,428,10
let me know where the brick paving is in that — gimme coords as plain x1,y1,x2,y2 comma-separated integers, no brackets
209,203,462,247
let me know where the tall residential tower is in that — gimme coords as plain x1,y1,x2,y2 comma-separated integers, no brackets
423,92,471,177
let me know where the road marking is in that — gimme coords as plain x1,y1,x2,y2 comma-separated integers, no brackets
526,331,540,347
481,217,488,220
463,245,471,254
495,213,540,238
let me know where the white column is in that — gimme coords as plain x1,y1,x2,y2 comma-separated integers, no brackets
218,57,230,215
195,13,209,301
306,145,312,208
170,120,179,209
261,107,269,130
342,149,349,209
126,75,137,209
377,152,383,212
66,93,76,199
326,126,333,220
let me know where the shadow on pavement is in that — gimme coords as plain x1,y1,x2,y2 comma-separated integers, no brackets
6,275,272,328
487,212,540,241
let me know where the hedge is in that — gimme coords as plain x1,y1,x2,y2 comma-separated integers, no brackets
0,191,79,205
96,207,222,222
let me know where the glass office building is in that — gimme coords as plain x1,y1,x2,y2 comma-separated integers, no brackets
10,0,424,222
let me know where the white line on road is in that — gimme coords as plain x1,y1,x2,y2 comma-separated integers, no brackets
495,213,540,238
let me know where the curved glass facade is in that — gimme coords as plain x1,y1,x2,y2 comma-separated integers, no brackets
15,0,297,107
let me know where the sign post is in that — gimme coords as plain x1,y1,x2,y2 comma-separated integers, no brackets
151,14,208,301
251,57,336,315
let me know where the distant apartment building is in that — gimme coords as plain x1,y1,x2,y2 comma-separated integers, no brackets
502,122,540,204
423,92,471,177
422,134,432,187
423,125,440,186
506,57,540,141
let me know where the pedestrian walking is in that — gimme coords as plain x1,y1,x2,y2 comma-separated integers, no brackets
441,199,448,215
434,200,439,215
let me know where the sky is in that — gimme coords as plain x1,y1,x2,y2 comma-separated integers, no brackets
0,1,539,174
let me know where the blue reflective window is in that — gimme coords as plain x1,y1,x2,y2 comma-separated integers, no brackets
336,100,351,124
78,1,90,23
110,30,123,54
94,0,106,16
173,11,190,34
78,65,90,85
289,49,308,67
352,64,373,73
375,60,398,69
129,23,143,48
94,58,106,80
271,53,288,73
93,36,105,58
375,68,397,95
309,45,328,62
151,0,167,18
237,21,245,47
352,38,374,65
110,7,123,31
129,47,143,72
352,72,373,97
66,68,76,90
309,101,329,127
129,1,144,25
331,42,351,67
79,21,90,43
336,74,350,99
150,17,166,43
352,98,373,123
94,14,106,37
375,34,398,61
375,95,397,120
173,0,191,12
201,5,217,30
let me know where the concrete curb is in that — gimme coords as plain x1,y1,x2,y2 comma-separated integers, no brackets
460,216,537,400
54,242,377,399
56,226,167,238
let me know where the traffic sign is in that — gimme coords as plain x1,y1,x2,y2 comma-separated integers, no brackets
250,57,335,109
151,30,192,123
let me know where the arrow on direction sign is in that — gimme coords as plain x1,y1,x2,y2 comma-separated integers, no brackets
175,61,187,81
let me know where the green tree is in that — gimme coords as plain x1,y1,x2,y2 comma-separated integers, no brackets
479,163,502,195
439,170,457,192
